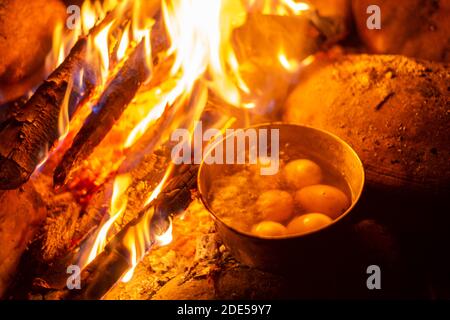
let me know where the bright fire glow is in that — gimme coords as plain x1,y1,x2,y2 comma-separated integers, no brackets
82,174,131,268
117,26,130,61
39,0,314,285
58,77,73,140
154,218,173,246
93,22,114,83
246,0,310,15
278,49,300,72
123,0,252,148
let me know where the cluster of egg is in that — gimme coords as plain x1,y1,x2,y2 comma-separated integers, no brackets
251,159,350,237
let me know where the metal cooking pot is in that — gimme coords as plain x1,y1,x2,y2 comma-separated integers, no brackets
198,123,365,273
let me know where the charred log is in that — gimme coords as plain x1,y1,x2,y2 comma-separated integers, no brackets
46,164,198,300
5,141,177,299
0,38,96,190
53,41,150,188
53,9,169,188
0,3,135,190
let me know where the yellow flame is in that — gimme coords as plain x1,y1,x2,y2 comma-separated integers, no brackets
155,218,173,246
124,88,177,148
81,1,98,33
278,49,300,72
164,0,247,106
58,77,73,140
281,0,310,14
46,0,115,74
145,164,174,206
301,54,315,67
121,211,174,283
131,1,155,72
246,0,310,15
123,0,253,148
94,22,113,83
82,174,131,268
117,26,130,61
45,22,65,72
121,239,137,283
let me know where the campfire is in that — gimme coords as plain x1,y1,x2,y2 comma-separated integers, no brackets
0,0,448,300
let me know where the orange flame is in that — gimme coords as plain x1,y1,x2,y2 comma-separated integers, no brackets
278,49,300,72
123,0,252,148
145,164,174,206
39,0,155,172
45,0,121,74
81,174,131,268
58,76,73,140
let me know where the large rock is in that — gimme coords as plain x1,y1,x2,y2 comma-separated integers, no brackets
0,182,46,298
284,54,450,196
0,0,66,84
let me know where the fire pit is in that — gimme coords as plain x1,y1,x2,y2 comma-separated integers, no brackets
0,0,448,301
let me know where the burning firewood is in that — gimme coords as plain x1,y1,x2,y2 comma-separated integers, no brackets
55,9,347,189
16,102,230,294
1,0,448,301
45,164,198,300
0,1,345,191
3,143,176,299
0,5,128,190
53,41,151,188
52,7,169,189
0,38,95,190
